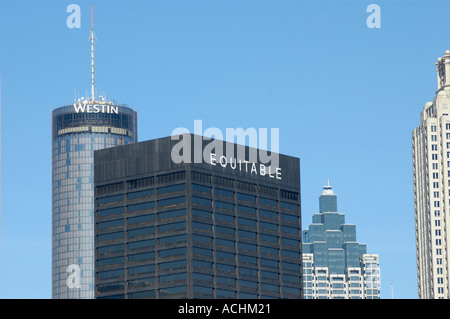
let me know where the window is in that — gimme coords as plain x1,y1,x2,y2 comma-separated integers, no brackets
127,226,154,238
215,201,234,210
193,247,212,257
96,182,124,195
237,193,256,202
158,221,186,233
159,234,186,245
127,201,155,213
158,196,185,208
215,188,234,198
193,273,213,283
216,226,235,236
159,247,186,258
158,184,186,195
128,214,155,225
97,231,123,242
97,244,124,255
97,206,124,218
192,196,212,207
97,256,124,267
238,229,256,239
260,221,277,231
191,171,211,183
260,246,278,255
127,176,155,190
238,217,257,227
192,221,213,232
215,213,234,223
159,286,187,296
216,238,234,247
192,234,212,244
127,189,154,200
216,263,235,273
128,252,155,262
280,213,299,223
128,239,155,250
259,209,277,219
128,290,155,299
192,209,212,219
159,260,187,271
192,184,211,194
98,194,124,205
159,209,186,220
97,219,124,230
193,260,213,269
98,269,124,280
260,197,277,206
216,251,235,260
128,264,155,276
157,171,186,184
239,242,257,252
237,205,256,215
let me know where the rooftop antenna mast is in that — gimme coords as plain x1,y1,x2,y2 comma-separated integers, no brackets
90,5,96,101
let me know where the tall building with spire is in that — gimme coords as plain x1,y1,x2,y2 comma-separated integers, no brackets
51,8,137,298
302,183,380,299
412,50,450,299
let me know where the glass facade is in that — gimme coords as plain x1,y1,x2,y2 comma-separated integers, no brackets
52,103,137,299
302,184,380,299
93,135,302,299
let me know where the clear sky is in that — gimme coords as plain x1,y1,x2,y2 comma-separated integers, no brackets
0,0,447,299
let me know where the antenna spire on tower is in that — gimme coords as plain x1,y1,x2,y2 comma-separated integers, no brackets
90,5,95,101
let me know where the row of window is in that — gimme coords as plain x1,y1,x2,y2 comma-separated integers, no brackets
98,190,298,213
96,221,300,243
97,284,301,299
97,170,299,202
97,259,301,280
97,248,301,269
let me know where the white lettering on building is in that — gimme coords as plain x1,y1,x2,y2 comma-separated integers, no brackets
73,101,118,114
209,152,282,180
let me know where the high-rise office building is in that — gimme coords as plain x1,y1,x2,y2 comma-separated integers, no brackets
51,12,138,298
302,183,380,299
93,134,302,299
412,50,450,299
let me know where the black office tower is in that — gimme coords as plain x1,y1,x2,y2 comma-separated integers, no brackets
93,134,302,299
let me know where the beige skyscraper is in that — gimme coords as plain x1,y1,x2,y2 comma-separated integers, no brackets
412,50,450,299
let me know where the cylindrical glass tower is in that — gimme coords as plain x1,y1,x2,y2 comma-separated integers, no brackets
51,101,137,298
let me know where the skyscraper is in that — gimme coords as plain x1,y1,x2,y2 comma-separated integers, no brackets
51,12,137,298
93,134,302,299
412,50,450,299
302,183,380,299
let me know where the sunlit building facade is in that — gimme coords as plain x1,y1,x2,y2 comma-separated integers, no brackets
412,50,450,299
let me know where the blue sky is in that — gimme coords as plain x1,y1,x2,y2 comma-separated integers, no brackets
0,0,447,299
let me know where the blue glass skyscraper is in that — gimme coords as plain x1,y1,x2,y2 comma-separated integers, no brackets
52,102,137,299
302,183,380,299
51,14,138,298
